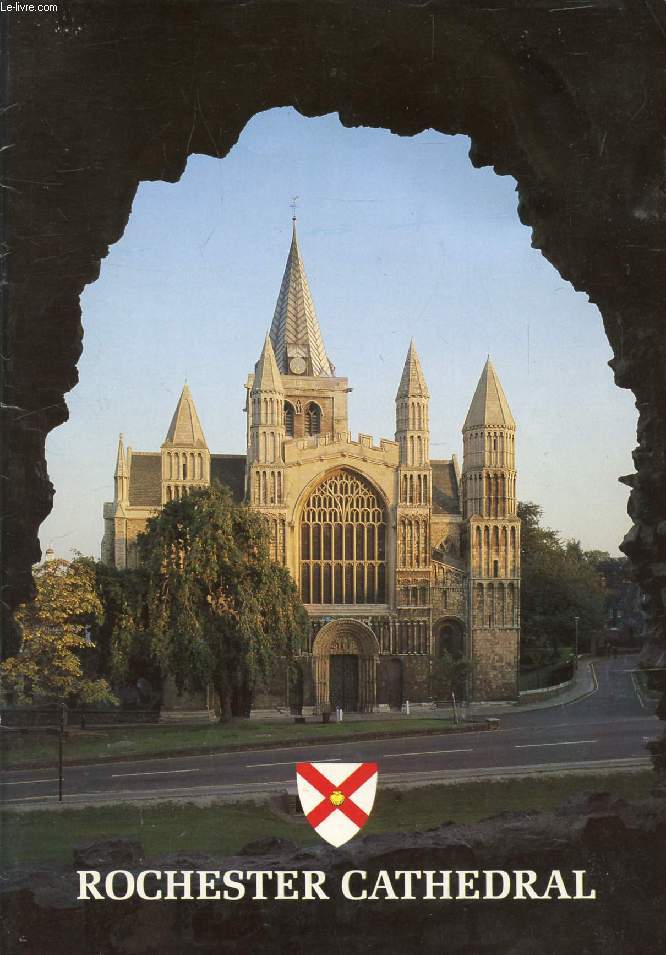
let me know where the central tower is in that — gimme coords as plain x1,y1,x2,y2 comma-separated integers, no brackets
267,220,349,441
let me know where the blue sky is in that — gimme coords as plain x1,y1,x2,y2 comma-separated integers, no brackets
40,107,636,558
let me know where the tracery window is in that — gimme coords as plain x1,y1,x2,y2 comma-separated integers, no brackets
300,468,386,604
305,402,321,436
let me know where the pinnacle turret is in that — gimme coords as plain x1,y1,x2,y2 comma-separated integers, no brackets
269,222,334,377
396,339,429,399
114,433,129,503
252,334,284,394
114,433,127,476
395,340,430,469
463,358,515,431
164,383,208,448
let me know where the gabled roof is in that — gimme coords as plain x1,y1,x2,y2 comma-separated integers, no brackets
163,383,208,448
396,339,429,399
127,453,247,507
463,358,515,430
128,453,162,507
210,454,246,502
269,221,334,377
431,459,460,514
252,333,284,394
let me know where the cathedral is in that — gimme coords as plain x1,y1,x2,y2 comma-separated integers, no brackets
102,222,521,707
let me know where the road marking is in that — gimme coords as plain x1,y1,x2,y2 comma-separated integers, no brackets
631,672,650,710
559,661,599,708
3,780,296,804
515,740,597,749
246,757,341,768
382,749,474,758
2,778,57,786
110,768,200,778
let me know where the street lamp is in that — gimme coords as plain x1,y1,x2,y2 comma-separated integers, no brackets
573,616,580,673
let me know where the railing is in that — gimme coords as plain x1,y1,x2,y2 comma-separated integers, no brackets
1,705,160,729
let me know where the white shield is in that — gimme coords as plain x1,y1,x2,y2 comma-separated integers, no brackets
296,761,378,847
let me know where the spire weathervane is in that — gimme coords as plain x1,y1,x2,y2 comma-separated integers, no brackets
290,195,299,222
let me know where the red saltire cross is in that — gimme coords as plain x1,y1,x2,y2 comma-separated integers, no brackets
296,762,378,829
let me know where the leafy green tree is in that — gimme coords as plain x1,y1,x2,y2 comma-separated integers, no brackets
139,484,309,720
518,502,606,664
0,557,115,705
75,558,161,704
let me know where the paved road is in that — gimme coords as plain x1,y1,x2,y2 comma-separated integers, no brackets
1,656,660,808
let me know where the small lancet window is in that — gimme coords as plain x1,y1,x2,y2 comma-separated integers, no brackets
305,402,321,436
284,401,295,437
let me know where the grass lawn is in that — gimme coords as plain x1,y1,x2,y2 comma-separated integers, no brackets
0,771,654,868
0,718,459,770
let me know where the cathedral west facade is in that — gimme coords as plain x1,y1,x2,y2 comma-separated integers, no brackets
102,223,521,707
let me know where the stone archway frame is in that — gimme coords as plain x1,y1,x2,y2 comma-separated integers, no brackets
6,5,666,663
312,618,380,713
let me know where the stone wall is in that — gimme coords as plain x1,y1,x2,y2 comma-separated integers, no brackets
471,629,520,701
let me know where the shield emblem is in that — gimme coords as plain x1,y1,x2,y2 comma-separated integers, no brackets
296,762,378,847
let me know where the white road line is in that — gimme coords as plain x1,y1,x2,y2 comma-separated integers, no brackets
110,768,200,778
4,780,296,803
515,740,597,749
2,778,58,786
382,749,474,758
246,757,341,768
631,672,649,710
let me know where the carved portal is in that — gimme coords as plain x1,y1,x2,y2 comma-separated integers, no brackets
312,619,379,713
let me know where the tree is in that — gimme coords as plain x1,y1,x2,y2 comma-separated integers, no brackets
518,502,606,665
1,557,115,705
79,558,160,704
431,650,471,700
139,484,310,720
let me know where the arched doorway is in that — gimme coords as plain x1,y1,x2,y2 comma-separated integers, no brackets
312,618,379,713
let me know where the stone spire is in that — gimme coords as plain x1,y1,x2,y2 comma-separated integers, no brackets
463,357,515,431
395,340,430,468
164,383,208,448
115,433,127,475
249,335,285,466
396,338,429,399
252,333,284,395
269,221,334,377
114,433,128,503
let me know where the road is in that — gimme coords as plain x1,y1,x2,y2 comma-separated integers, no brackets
1,656,660,808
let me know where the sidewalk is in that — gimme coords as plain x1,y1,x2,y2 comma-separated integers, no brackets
246,657,599,724
467,657,598,718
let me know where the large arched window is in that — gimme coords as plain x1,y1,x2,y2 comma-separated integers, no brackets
284,401,294,437
305,402,321,436
300,468,387,605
